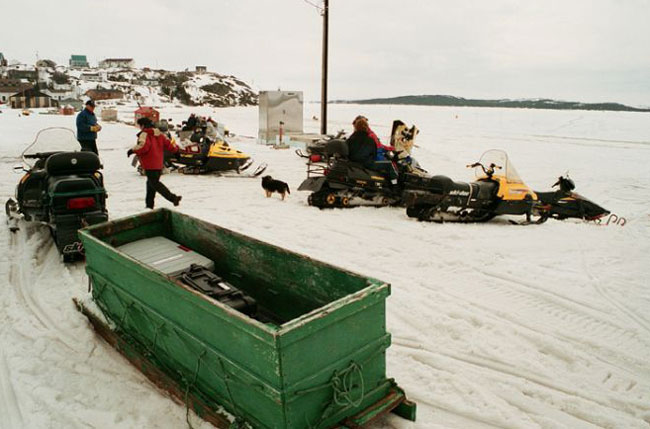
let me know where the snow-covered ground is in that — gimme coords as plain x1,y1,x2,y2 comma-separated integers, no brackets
0,103,649,429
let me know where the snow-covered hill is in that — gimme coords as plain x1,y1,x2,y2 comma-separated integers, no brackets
6,62,258,107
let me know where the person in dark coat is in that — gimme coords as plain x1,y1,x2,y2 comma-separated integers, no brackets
76,99,102,154
127,118,182,209
182,113,198,131
347,116,399,184
347,121,377,168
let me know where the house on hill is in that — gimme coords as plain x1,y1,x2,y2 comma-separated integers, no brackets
43,86,79,102
7,69,38,82
69,55,89,68
195,66,207,73
80,72,103,82
10,86,57,108
99,58,134,68
85,88,124,100
0,79,32,103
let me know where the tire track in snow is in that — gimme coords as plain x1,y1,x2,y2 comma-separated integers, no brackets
390,285,649,424
444,273,650,356
403,276,650,377
8,222,77,350
394,340,643,422
0,352,23,429
579,249,650,337
478,267,607,314
9,223,53,330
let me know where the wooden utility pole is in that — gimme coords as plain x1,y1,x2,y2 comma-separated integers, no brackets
320,0,329,135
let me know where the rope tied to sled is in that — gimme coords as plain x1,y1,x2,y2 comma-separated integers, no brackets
118,302,134,332
296,342,391,429
298,360,367,429
331,361,365,408
87,272,253,428
183,348,207,429
167,326,250,427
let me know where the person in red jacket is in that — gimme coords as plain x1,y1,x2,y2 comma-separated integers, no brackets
128,118,182,209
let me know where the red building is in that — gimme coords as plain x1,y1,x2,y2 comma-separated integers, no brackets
134,106,160,125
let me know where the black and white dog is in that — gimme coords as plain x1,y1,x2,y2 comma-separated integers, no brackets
262,175,290,200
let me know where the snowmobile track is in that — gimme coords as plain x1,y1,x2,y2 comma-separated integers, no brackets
399,342,641,420
0,352,24,429
445,272,650,356
8,221,77,350
579,248,650,337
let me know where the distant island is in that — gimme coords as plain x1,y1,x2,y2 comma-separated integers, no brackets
333,95,650,113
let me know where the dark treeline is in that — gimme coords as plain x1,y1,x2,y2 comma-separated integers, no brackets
334,95,649,113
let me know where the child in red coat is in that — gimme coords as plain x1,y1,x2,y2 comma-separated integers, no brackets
128,118,182,209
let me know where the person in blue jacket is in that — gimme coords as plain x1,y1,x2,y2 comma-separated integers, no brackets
76,99,102,154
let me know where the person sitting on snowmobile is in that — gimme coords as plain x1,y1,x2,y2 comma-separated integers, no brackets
347,116,399,185
355,115,395,162
182,113,198,131
188,126,212,155
205,117,218,141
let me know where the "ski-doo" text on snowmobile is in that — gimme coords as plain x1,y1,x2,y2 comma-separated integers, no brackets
403,149,609,224
6,128,108,260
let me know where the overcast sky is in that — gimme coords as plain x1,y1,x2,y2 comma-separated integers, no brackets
2,0,649,106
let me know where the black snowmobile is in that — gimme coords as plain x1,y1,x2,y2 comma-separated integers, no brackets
295,129,347,163
6,127,108,261
298,139,399,207
404,149,609,223
536,175,610,221
298,120,424,208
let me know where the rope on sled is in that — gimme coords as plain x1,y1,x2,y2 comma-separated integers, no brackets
87,274,255,428
298,339,391,428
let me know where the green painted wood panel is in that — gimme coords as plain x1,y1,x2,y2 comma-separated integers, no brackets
80,209,406,429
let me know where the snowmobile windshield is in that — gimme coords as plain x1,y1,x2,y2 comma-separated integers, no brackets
22,127,80,167
475,149,524,184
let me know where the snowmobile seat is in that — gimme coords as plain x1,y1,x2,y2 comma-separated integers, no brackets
45,152,101,176
472,181,499,199
350,163,381,179
414,175,454,193
325,161,386,191
324,139,348,158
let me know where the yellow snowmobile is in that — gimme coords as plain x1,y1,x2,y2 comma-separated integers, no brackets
134,128,266,177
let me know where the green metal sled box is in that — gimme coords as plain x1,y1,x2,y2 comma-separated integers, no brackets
79,209,415,428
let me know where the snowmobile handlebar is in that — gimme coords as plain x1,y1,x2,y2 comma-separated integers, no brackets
552,175,576,192
467,162,502,177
